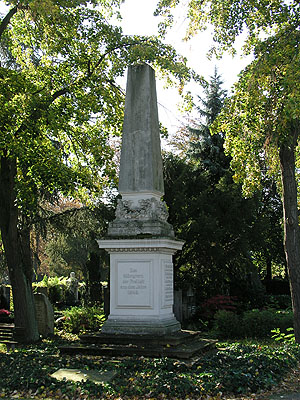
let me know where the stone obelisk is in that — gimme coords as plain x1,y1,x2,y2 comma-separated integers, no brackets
98,64,183,335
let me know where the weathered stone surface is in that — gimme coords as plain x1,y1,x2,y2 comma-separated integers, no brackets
118,64,164,196
66,271,79,305
108,197,174,237
107,64,174,238
34,293,54,337
0,285,10,310
59,332,217,359
98,238,183,335
51,368,117,384
98,64,184,336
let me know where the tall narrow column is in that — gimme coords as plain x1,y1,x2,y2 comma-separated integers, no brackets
119,64,164,196
98,64,183,335
108,64,174,238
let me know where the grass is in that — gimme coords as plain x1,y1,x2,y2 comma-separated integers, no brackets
0,335,299,399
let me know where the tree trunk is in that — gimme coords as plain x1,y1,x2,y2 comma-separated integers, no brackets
265,254,272,284
87,252,102,304
0,155,39,343
279,135,300,342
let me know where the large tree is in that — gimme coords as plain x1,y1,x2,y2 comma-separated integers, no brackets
0,0,195,342
215,31,300,336
164,70,264,304
156,0,300,340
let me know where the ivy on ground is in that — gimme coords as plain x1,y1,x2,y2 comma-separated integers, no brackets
0,340,299,399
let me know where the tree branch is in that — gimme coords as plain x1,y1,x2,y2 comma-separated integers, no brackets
13,38,151,139
0,5,18,39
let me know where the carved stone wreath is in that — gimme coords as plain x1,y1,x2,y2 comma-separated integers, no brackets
115,197,169,222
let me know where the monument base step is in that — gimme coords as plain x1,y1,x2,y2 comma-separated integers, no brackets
80,329,200,346
59,330,216,359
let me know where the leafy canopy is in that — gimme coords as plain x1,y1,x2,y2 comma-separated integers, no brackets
214,27,300,196
155,0,298,55
155,0,300,196
0,0,198,220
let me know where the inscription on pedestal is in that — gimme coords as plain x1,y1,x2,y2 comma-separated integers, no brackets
116,261,152,308
162,262,173,308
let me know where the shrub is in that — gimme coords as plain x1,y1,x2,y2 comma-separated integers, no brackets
243,309,278,338
213,310,241,338
214,308,294,339
59,305,105,333
199,295,237,320
34,276,68,304
264,294,292,310
272,327,295,343
0,309,11,316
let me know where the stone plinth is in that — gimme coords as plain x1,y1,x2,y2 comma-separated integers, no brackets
97,238,183,335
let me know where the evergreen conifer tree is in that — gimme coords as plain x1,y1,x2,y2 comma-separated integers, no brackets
189,67,229,179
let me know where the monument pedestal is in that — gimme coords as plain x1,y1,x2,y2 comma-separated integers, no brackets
97,238,183,335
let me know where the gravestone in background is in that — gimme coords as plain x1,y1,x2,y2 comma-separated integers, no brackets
98,64,183,335
34,293,54,337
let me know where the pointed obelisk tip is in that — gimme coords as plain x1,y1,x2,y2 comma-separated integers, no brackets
118,63,164,198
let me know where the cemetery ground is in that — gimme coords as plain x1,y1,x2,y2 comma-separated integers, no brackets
1,333,300,400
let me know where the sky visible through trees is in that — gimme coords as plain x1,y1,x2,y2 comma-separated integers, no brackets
0,0,251,138
116,0,253,136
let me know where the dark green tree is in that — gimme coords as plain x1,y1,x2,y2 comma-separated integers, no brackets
190,70,286,289
250,180,286,289
188,68,229,179
165,69,285,304
164,71,263,303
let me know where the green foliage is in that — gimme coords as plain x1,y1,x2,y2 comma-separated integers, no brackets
0,338,299,398
0,0,197,263
156,1,300,195
0,1,198,339
214,309,294,339
0,0,195,215
59,305,105,333
271,327,295,343
164,71,269,302
214,28,300,196
155,0,296,56
43,204,112,275
33,275,74,304
265,294,292,310
213,310,241,339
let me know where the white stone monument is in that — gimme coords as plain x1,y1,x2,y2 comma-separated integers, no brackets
98,64,183,335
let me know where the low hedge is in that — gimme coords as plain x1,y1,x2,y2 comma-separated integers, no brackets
214,308,293,339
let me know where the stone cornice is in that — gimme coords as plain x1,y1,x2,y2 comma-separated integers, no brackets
97,238,184,254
